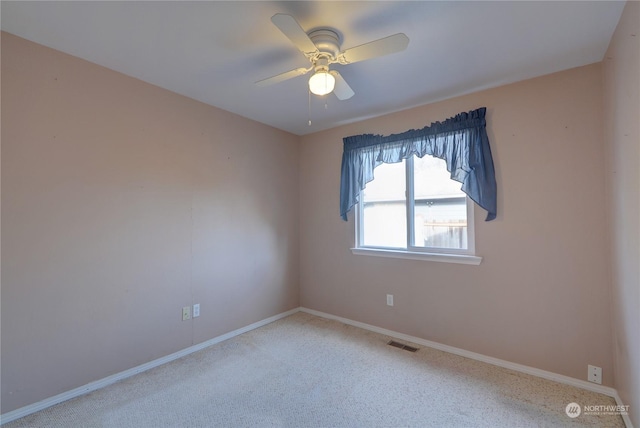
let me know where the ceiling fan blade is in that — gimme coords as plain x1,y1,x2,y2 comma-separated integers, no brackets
271,14,318,56
255,67,310,87
339,33,409,64
331,71,355,100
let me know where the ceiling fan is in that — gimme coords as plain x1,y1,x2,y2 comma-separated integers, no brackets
256,14,410,100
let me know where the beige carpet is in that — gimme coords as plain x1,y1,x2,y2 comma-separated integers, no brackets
5,312,625,427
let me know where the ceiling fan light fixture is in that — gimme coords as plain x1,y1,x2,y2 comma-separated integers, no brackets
308,70,335,96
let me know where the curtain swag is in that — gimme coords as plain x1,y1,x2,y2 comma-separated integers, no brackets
340,107,497,221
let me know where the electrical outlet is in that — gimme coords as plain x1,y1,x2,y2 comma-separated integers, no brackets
387,294,394,306
182,306,191,321
193,303,200,318
588,365,602,384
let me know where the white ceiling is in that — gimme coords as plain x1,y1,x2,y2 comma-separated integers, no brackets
1,1,625,136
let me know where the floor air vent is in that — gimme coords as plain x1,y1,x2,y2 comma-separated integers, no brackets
387,340,419,352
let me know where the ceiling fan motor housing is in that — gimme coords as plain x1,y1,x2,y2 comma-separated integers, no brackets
308,28,341,61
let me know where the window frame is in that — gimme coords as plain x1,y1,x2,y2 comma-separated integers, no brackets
353,156,482,265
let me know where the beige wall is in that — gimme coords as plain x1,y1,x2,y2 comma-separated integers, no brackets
1,32,300,413
603,1,640,426
300,63,614,386
3,10,637,417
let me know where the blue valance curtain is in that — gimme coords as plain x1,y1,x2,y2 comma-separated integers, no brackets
340,107,497,221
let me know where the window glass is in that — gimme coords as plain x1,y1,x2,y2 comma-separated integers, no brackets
359,156,470,253
361,160,406,248
412,155,467,250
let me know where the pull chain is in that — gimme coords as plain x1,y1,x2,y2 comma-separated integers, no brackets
308,90,312,126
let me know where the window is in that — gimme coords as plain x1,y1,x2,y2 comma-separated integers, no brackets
355,154,478,263
340,107,495,264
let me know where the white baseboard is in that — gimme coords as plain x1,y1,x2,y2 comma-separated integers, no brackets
613,391,635,428
300,307,634,428
3,306,634,428
0,307,300,425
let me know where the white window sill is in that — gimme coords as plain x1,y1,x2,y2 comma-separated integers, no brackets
350,247,482,265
